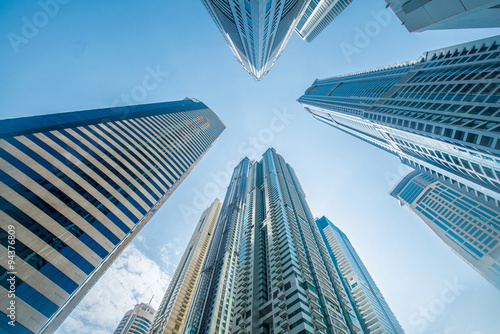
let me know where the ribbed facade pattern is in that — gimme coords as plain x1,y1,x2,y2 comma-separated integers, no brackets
201,0,311,80
0,99,225,334
316,217,405,334
114,302,156,334
295,0,352,42
149,199,222,334
391,171,500,290
298,36,500,204
183,158,250,334
231,149,363,334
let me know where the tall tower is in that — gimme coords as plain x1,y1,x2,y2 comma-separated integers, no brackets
316,217,405,334
298,36,500,204
149,199,222,334
201,0,311,80
114,302,156,334
385,0,500,32
183,158,251,334
0,99,225,334
231,148,363,334
295,0,353,42
391,171,500,290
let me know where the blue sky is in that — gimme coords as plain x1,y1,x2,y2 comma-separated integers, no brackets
1,1,500,333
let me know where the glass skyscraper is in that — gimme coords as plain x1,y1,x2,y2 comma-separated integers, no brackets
230,149,362,334
183,158,251,334
201,0,311,80
295,0,353,42
316,217,405,334
298,36,500,205
182,149,371,334
386,0,500,32
391,171,500,290
0,99,225,334
150,199,222,334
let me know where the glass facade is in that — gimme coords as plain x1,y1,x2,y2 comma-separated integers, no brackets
391,171,500,290
295,0,353,42
298,36,500,204
316,217,405,334
201,0,311,80
0,99,225,334
183,149,365,334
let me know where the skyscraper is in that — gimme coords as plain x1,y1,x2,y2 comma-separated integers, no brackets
183,158,251,334
0,99,225,334
183,149,366,334
230,148,362,334
316,217,405,334
298,36,500,204
114,302,156,334
391,171,500,290
385,0,500,32
295,0,353,42
201,0,311,80
149,199,222,334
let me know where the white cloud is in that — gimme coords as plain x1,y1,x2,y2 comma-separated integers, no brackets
55,245,170,334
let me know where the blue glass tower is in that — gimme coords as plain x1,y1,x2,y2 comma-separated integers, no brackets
316,217,405,334
0,99,225,334
298,36,500,205
201,0,311,80
295,0,353,42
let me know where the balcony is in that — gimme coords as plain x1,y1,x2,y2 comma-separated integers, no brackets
313,319,327,330
308,299,321,310
311,309,323,319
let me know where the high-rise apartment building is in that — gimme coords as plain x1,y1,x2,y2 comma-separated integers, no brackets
183,149,368,334
391,171,500,290
316,217,405,334
385,0,500,32
298,36,500,204
0,99,225,334
295,0,353,42
201,0,311,80
149,199,222,334
230,148,362,334
114,302,156,334
183,158,251,334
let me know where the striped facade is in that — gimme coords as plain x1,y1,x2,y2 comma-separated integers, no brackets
316,217,405,334
201,0,311,80
114,302,156,334
0,99,225,334
298,36,500,205
391,171,500,290
295,0,352,42
149,199,222,334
